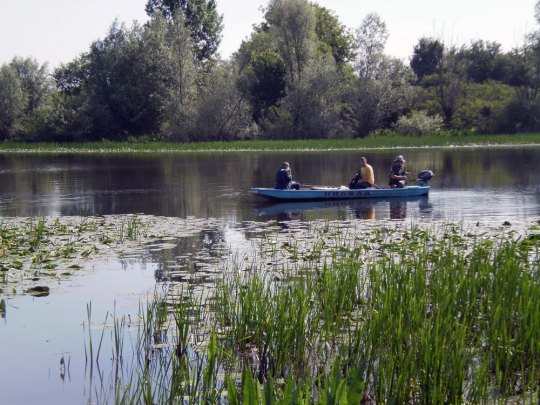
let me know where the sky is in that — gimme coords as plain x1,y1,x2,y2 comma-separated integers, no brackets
0,0,537,69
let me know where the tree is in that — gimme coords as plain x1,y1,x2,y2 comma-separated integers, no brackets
461,40,507,83
263,54,343,138
52,14,198,140
149,13,199,138
354,13,388,79
410,37,444,82
313,5,355,67
346,57,415,137
189,61,253,140
9,57,52,115
346,13,414,137
422,46,469,126
452,81,514,133
0,64,25,139
240,49,287,124
145,0,223,62
265,0,317,83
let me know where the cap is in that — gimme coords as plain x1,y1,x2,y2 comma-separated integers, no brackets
394,155,405,162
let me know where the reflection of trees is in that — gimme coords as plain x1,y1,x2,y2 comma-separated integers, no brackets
436,148,538,188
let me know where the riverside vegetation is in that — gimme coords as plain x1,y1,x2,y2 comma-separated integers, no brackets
1,133,540,154
2,0,540,142
75,218,539,404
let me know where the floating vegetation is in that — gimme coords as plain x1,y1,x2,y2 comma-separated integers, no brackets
25,286,50,297
83,219,540,404
0,215,225,298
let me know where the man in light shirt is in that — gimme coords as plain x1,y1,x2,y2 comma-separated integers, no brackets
348,156,375,189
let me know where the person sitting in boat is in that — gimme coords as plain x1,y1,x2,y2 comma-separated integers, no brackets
389,155,408,188
349,156,375,189
275,162,300,190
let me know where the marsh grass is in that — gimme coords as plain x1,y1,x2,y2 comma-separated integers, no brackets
1,133,540,153
85,221,539,404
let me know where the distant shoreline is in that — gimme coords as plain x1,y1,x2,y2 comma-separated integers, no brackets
1,133,540,153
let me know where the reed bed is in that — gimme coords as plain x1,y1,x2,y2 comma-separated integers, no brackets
85,221,540,404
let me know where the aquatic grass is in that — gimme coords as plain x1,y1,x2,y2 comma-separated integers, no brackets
118,215,142,242
81,220,539,403
28,217,48,250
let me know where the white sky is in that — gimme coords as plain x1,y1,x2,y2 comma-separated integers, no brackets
0,0,537,69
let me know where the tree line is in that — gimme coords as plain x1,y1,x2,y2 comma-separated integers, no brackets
1,0,540,142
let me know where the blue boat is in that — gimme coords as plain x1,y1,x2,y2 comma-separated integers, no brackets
252,170,433,201
251,185,429,201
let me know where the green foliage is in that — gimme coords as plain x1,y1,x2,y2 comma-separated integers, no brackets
0,58,53,140
354,13,388,79
313,5,355,67
452,81,514,133
393,110,443,135
9,57,52,115
188,61,253,140
410,37,444,82
265,0,317,84
3,0,540,141
345,58,415,137
264,54,343,139
0,64,25,139
51,14,198,141
239,49,287,124
461,39,508,83
500,97,540,133
145,0,223,62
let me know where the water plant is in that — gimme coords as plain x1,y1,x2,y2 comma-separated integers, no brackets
83,221,540,404
0,215,153,297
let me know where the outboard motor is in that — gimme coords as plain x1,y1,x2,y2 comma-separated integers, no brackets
417,170,434,186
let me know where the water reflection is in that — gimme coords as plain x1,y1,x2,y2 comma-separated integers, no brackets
0,147,539,221
256,196,433,221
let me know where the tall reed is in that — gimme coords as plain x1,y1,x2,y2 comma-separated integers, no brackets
84,222,540,404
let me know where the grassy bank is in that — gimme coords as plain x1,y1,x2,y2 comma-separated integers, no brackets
85,220,540,404
1,133,540,152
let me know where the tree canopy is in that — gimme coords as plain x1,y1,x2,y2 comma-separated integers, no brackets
2,0,540,141
145,0,223,62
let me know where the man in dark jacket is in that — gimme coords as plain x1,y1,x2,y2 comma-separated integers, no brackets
275,162,300,190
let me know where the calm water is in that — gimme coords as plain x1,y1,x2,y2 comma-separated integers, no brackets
1,146,540,404
1,146,539,222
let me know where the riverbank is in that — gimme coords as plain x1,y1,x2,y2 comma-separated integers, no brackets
1,133,540,153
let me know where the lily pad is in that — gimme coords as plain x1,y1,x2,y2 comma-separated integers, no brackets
26,286,50,297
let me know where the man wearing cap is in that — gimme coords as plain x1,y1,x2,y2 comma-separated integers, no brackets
349,156,375,189
389,155,407,188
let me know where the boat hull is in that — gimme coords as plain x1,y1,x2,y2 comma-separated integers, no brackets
252,186,429,201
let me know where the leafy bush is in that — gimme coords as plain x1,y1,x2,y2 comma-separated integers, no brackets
392,110,443,135
452,81,514,134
